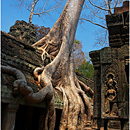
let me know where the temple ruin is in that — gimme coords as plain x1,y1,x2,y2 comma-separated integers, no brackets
1,1,129,130
89,1,129,130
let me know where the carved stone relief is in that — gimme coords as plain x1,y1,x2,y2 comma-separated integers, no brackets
104,73,118,117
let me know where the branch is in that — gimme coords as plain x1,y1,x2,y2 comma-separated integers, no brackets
79,18,108,29
84,2,106,21
42,0,49,12
33,7,56,15
18,0,60,16
34,0,39,4
19,0,32,12
39,0,64,16
33,0,62,16
108,0,112,15
114,0,118,8
103,29,108,45
117,0,123,7
88,0,111,11
105,0,109,9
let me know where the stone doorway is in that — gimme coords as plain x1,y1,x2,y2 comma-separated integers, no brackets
54,109,62,130
14,105,46,130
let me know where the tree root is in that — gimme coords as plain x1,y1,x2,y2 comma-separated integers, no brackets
31,37,93,130
1,65,56,130
78,79,94,95
38,47,54,62
55,71,92,130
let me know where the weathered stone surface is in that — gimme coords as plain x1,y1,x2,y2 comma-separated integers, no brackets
114,1,129,14
100,47,112,64
90,3,129,129
8,20,38,45
107,120,121,130
106,13,124,27
2,103,19,130
89,50,100,68
1,31,47,108
106,11,129,47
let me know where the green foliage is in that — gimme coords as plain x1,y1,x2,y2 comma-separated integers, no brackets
73,39,94,79
74,39,80,44
75,60,94,79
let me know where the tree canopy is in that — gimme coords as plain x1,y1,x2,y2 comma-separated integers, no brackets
76,60,94,79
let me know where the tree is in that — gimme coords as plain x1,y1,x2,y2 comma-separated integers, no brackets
76,60,94,79
80,0,124,45
17,0,64,24
34,25,87,70
73,39,86,68
35,25,50,40
32,1,92,129
73,40,94,79
35,25,87,69
2,0,93,129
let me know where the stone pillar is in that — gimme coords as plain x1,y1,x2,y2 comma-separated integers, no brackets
89,50,101,130
2,103,19,130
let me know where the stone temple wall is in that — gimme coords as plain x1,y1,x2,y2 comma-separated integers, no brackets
1,31,64,129
8,20,37,44
1,23,94,129
89,1,129,130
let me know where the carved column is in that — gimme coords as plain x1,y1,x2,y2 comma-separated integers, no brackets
2,103,19,130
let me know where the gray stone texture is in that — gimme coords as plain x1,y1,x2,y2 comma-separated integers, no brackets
90,3,129,130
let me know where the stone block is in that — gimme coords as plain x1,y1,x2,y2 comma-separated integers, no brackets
107,120,121,130
100,47,112,64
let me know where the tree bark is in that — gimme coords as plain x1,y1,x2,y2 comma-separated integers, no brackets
33,0,92,129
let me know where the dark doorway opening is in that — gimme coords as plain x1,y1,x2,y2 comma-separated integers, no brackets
104,120,108,130
125,61,129,84
54,109,62,130
14,105,45,130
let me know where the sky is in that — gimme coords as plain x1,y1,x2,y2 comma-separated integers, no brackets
1,0,105,57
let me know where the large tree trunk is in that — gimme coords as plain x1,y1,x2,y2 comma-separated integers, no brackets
2,0,92,129
33,0,92,129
